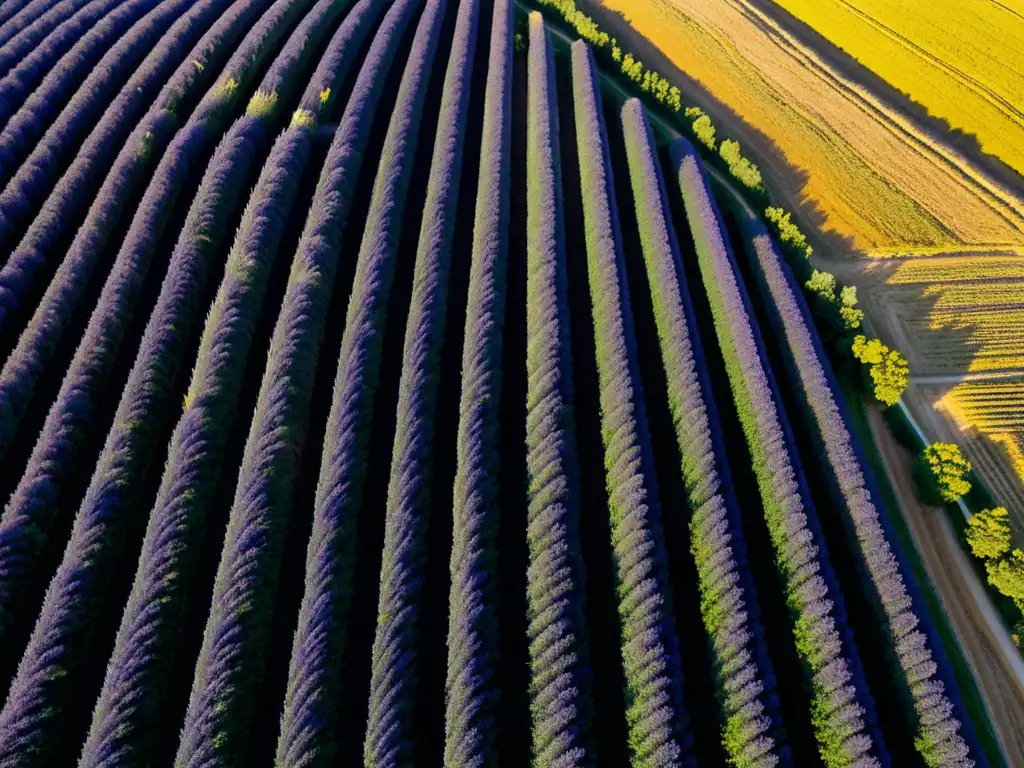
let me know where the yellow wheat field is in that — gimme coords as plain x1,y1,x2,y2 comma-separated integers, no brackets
588,0,1024,252
934,381,1024,495
885,257,1024,373
768,0,1024,177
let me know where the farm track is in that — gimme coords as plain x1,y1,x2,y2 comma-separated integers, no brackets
867,404,1024,765
0,1,1013,765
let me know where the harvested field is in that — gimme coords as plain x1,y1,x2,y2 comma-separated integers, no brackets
586,0,1024,252
770,0,1024,177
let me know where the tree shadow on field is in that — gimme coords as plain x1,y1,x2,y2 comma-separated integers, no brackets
574,0,1024,264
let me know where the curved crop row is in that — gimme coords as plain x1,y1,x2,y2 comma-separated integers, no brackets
670,138,885,768
0,0,344,759
0,0,306,647
0,0,42,36
0,0,233,256
0,0,175,190
735,213,977,768
0,0,94,78
79,5,389,764
360,0,481,763
443,0,512,764
178,0,442,764
274,1,449,762
133,0,421,762
522,14,595,767
620,97,785,768
0,0,263,457
570,41,693,768
0,0,136,130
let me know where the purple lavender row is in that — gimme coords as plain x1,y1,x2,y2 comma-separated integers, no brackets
358,0,480,764
570,41,693,768
279,0,448,761
669,138,886,768
0,0,296,645
0,0,253,459
0,0,173,190
150,0,418,763
0,0,130,131
0,0,342,760
735,212,978,767
620,97,786,768
0,0,41,34
79,5,388,764
522,15,594,767
0,0,224,254
0,0,93,77
443,0,511,763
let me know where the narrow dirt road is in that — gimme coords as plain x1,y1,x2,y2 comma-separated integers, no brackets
867,405,1024,765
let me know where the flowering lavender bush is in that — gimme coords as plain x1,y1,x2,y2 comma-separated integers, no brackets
77,8,388,768
0,0,311,679
192,0,444,761
571,41,693,768
0,0,127,128
735,213,978,767
0,0,357,743
124,0,418,762
0,0,50,41
0,0,95,77
0,0,181,191
670,137,887,768
362,0,479,763
621,97,786,768
443,0,512,764
0,0,265,459
522,15,595,767
0,0,220,236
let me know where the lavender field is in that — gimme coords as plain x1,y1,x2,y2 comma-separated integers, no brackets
0,0,986,765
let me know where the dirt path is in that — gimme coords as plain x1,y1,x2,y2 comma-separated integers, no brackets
867,404,1024,765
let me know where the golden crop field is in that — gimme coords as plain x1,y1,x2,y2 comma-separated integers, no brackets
585,0,1024,253
585,0,1024,508
930,381,1024,511
884,257,1024,373
769,0,1024,178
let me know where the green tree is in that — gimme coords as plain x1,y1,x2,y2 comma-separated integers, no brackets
764,206,812,259
851,335,909,406
918,442,972,504
683,107,716,150
719,139,762,191
986,549,1024,601
838,285,862,330
966,506,1012,560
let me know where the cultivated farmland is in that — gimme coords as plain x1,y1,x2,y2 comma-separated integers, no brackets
0,1,1012,766
581,0,1024,544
